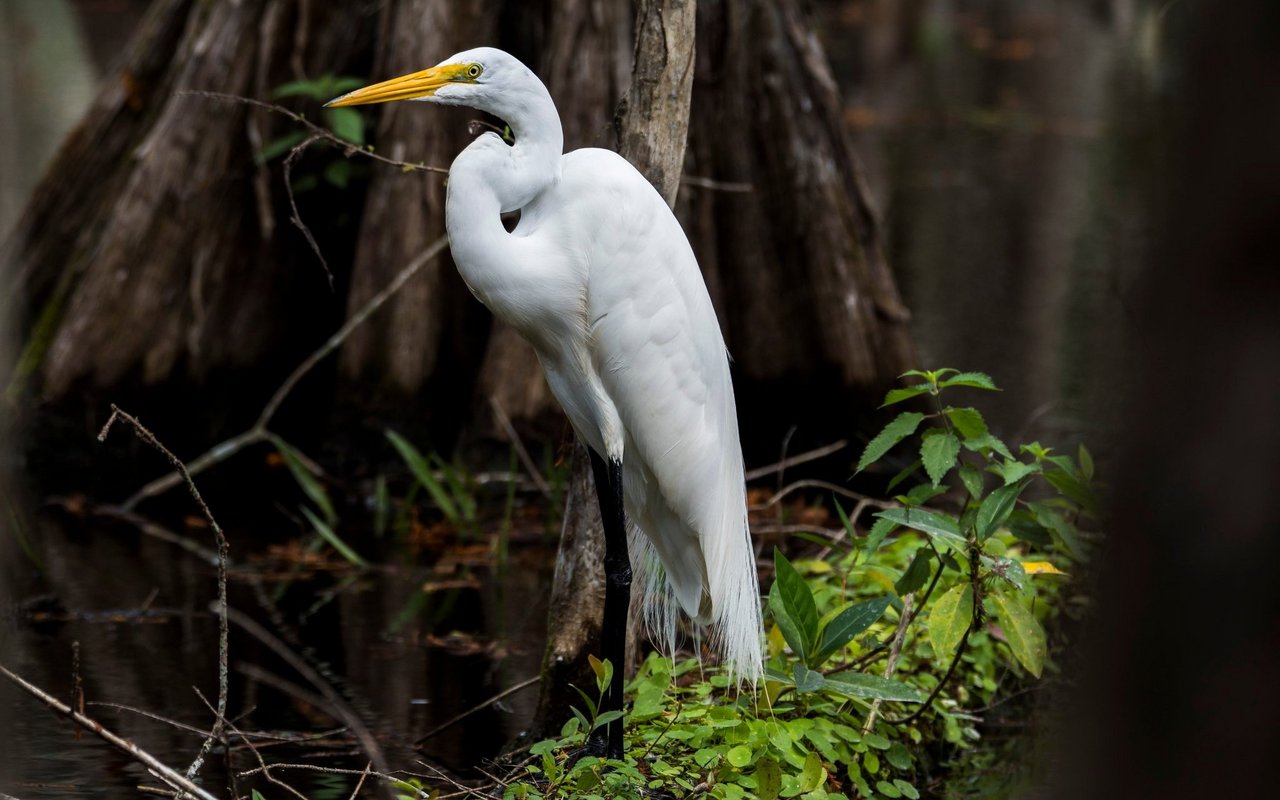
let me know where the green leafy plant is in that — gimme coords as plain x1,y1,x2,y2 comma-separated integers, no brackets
276,439,368,567
386,430,479,537
260,74,370,189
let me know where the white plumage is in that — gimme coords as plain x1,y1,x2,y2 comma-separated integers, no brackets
329,47,763,687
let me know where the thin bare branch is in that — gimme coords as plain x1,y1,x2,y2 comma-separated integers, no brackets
488,397,551,498
96,406,230,785
414,675,540,744
0,665,219,800
743,439,848,481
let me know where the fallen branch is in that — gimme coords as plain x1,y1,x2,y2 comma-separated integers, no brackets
414,674,540,744
0,664,220,800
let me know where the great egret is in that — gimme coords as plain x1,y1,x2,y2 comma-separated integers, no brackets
328,47,762,758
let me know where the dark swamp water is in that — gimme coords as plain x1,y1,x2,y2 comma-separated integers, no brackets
2,0,1152,795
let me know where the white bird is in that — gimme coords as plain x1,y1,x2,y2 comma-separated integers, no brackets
327,47,762,758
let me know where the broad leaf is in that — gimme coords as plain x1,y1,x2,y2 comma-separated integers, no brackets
1044,467,1098,516
994,459,1039,485
824,672,926,703
881,384,933,407
990,590,1046,677
864,517,897,556
928,584,972,662
815,596,892,663
797,752,827,794
755,758,783,800
977,482,1026,540
1023,560,1067,576
961,432,1015,461
857,412,925,472
323,106,365,145
792,664,826,694
958,463,985,500
895,548,932,595
770,549,817,660
939,371,999,391
921,431,961,486
1029,501,1085,558
874,508,966,552
768,582,807,663
945,407,989,439
901,483,946,506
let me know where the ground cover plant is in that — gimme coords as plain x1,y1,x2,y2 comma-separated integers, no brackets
498,369,1096,799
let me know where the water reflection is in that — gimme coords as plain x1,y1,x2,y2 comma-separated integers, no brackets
2,509,551,796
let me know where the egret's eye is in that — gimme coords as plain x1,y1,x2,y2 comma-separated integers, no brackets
466,63,483,79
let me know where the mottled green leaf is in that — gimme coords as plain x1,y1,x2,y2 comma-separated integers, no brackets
928,583,973,661
815,596,892,663
726,744,753,768
755,758,782,800
857,412,925,472
792,664,825,694
823,672,925,703
797,752,826,793
922,431,961,486
990,590,1046,677
874,508,966,552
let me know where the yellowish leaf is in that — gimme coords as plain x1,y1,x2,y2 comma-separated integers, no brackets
1022,561,1067,576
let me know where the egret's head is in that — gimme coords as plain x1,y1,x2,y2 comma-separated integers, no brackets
325,47,528,110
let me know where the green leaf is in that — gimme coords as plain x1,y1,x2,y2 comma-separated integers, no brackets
815,596,892,663
823,672,925,703
771,549,818,659
769,578,807,662
945,407,989,439
873,508,966,552
832,497,857,539
881,384,933,407
989,591,1046,677
994,459,1039,485
300,506,368,567
1029,502,1084,558
857,412,925,472
797,752,826,794
895,547,932,595
755,758,782,800
726,744,753,769
885,459,922,493
1078,443,1095,480
591,710,623,730
323,106,365,145
927,584,973,661
863,732,892,749
939,371,999,391
273,79,327,99
894,779,921,799
864,517,897,556
587,654,612,695
386,430,461,524
885,743,912,771
792,664,825,694
322,158,351,188
1044,467,1098,516
977,482,1026,540
257,130,307,163
877,781,903,798
961,432,1014,461
276,440,335,525
921,431,961,486
958,463,985,500
900,483,945,507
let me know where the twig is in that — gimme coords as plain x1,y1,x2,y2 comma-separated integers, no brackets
282,133,333,287
862,594,912,734
488,397,551,498
743,440,847,481
225,606,391,781
179,91,448,175
198,689,310,800
0,664,219,800
97,406,230,785
122,236,449,510
414,675,540,744
347,763,372,800
751,479,895,512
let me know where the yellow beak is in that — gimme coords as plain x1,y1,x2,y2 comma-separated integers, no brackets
325,64,467,107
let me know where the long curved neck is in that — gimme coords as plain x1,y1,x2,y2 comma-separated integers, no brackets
445,71,564,301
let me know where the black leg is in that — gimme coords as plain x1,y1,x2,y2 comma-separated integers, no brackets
585,449,630,760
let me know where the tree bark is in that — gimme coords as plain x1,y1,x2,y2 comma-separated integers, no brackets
531,0,697,733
